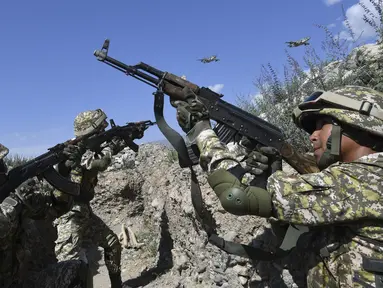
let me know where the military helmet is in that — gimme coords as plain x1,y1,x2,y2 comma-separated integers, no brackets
293,86,383,139
74,109,108,137
0,143,9,160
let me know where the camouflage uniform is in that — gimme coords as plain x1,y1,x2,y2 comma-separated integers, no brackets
54,109,125,288
0,143,88,288
179,86,383,287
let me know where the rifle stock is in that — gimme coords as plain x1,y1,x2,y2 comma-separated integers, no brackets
94,39,319,174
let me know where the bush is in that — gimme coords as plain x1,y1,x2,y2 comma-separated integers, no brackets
165,149,178,164
4,154,32,168
237,0,383,152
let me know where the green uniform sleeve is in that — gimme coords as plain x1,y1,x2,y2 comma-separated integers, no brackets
80,145,113,172
195,129,241,173
267,161,383,225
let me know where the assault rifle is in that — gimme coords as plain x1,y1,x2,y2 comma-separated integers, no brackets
93,39,318,262
0,119,155,202
84,119,155,153
93,39,318,174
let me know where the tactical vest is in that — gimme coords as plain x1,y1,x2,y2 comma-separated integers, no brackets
295,223,383,287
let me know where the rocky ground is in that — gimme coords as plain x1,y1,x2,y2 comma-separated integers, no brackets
66,142,302,288
16,41,383,288
20,140,312,288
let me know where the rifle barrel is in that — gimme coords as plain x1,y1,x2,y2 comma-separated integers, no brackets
94,51,160,87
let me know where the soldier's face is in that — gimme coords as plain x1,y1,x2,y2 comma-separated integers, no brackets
309,118,368,163
309,119,333,162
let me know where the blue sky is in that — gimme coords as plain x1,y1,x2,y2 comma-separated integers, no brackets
0,0,378,156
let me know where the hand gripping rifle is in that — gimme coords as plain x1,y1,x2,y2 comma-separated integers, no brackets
94,39,318,174
84,119,156,153
0,119,155,202
93,39,318,261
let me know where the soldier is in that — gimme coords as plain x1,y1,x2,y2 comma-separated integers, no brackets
175,86,383,287
0,143,89,288
54,109,127,288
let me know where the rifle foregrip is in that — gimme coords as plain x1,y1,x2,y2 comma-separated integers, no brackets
280,143,319,174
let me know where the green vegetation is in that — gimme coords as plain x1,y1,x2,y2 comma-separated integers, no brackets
3,154,31,168
165,149,178,164
237,0,383,152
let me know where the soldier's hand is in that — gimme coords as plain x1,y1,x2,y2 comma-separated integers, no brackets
109,136,126,155
172,87,210,133
242,146,282,190
240,136,282,176
244,151,269,176
259,146,282,174
240,136,258,151
63,144,85,169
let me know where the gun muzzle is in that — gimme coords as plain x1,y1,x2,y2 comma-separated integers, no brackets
94,50,106,61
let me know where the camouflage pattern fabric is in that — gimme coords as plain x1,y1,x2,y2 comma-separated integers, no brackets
79,145,113,172
54,203,121,276
0,143,9,160
0,193,21,287
226,141,257,185
195,128,383,287
197,129,241,172
54,145,121,280
73,109,107,137
295,86,383,137
20,260,88,288
0,180,81,287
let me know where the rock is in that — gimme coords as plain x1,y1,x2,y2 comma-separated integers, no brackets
233,264,250,277
197,264,208,274
213,274,226,286
151,198,164,209
25,42,383,285
223,231,237,242
174,250,189,272
302,43,383,92
238,276,248,285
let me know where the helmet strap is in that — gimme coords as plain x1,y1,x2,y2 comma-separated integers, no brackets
317,124,342,170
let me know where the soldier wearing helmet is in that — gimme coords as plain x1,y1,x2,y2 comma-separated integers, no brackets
175,86,383,287
54,109,127,288
0,143,89,288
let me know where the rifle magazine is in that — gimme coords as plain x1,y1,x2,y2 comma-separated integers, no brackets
43,167,81,196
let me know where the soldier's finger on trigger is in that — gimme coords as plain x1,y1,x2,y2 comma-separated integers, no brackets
251,168,264,175
259,146,279,156
251,152,268,164
256,162,269,171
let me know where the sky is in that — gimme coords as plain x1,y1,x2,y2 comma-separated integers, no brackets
0,0,380,156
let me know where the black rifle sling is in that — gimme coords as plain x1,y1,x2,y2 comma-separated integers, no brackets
153,90,192,168
153,90,289,261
